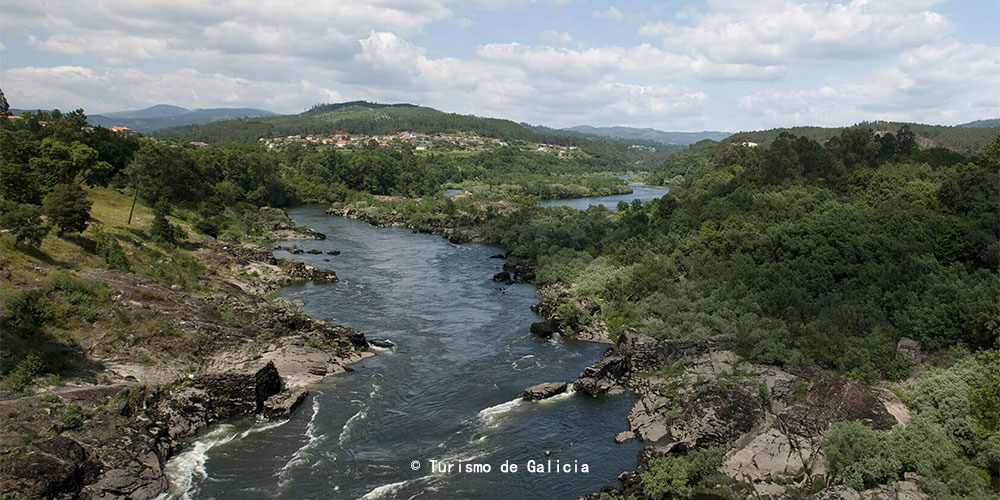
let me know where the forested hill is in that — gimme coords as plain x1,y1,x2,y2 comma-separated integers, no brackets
158,101,682,170
163,101,549,144
159,101,671,152
726,121,998,155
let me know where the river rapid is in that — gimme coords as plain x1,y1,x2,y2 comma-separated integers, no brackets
162,206,640,499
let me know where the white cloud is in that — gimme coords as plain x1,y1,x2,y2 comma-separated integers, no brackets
0,65,345,113
2,0,455,66
640,0,951,66
737,39,1000,127
594,6,624,22
539,30,573,47
0,0,995,130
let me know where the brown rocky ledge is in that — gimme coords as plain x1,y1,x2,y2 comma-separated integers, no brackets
576,330,913,499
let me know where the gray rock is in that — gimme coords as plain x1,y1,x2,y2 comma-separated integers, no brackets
522,382,568,401
614,431,635,443
897,337,921,363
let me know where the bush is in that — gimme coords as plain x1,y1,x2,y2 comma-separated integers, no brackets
41,183,92,235
822,421,900,490
640,447,724,499
44,272,108,306
58,405,85,430
3,352,46,394
0,199,49,247
92,228,130,270
2,290,51,335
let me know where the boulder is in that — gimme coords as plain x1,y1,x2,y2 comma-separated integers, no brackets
327,250,341,256
614,431,635,443
492,271,513,283
306,249,322,254
897,337,921,363
522,382,568,401
530,319,559,338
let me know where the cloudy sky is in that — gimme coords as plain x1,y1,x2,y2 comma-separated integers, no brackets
1,0,997,131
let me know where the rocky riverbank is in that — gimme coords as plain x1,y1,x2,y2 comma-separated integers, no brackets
327,203,486,244
574,330,929,500
0,208,371,500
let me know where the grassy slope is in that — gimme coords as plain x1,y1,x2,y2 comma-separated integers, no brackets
0,188,207,385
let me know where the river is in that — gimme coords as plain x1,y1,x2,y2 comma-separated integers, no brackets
163,206,640,499
539,184,667,212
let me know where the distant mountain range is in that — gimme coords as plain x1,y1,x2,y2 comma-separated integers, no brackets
89,105,277,132
560,125,732,145
958,118,1000,128
10,104,277,132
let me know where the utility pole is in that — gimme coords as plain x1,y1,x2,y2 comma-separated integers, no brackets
128,188,138,224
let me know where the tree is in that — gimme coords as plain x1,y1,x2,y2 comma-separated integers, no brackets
0,88,9,118
762,132,803,184
876,132,898,160
41,183,91,235
0,200,48,247
125,141,201,203
150,198,183,244
896,124,917,155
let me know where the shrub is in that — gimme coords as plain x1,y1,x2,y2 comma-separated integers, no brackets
92,228,130,270
58,405,85,430
640,447,724,499
44,272,108,306
0,199,49,247
822,421,900,490
2,290,51,335
3,352,46,394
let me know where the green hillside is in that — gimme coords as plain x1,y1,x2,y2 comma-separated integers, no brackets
163,101,542,144
727,121,998,156
158,101,676,171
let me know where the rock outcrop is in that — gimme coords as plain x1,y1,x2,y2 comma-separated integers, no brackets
577,330,912,498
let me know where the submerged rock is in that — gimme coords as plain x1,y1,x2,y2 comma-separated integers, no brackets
522,382,568,401
530,319,560,339
492,271,513,283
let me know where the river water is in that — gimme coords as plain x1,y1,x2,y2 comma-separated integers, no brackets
539,184,667,212
163,206,639,499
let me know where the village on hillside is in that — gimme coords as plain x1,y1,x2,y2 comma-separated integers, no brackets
257,131,585,157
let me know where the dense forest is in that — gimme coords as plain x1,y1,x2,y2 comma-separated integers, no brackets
727,121,996,156
1,95,998,498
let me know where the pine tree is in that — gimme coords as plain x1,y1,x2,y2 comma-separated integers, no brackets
150,198,180,244
41,183,92,236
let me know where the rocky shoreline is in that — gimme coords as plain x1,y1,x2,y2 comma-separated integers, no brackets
574,330,927,500
0,208,372,500
327,203,486,244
